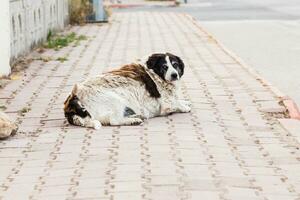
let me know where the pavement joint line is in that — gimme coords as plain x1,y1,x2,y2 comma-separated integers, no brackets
140,127,152,200
163,12,228,199
153,12,190,200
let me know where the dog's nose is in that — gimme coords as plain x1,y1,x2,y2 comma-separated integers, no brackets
171,73,178,80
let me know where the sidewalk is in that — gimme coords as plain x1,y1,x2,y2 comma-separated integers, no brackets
1,12,300,200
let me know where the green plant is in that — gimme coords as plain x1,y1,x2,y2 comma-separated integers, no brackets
44,32,87,50
56,57,68,63
77,35,87,40
36,56,52,62
47,30,53,41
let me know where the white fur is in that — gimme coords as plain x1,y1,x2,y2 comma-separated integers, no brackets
165,55,179,82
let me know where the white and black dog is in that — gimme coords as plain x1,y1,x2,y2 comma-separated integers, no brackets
64,52,191,129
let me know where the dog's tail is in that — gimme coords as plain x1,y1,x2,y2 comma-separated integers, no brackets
64,84,101,129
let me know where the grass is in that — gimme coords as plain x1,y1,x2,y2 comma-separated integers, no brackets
19,107,31,116
56,57,68,63
44,31,87,50
36,56,52,62
34,56,68,63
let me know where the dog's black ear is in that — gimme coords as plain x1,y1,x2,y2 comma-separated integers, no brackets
146,53,164,69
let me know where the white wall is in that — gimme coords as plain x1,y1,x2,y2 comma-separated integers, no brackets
0,0,11,76
0,0,69,76
10,0,69,62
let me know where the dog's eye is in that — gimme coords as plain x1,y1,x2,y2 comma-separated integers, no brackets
173,63,179,68
163,64,168,69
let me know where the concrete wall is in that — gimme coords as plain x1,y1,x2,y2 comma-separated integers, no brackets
0,1,11,76
10,0,69,62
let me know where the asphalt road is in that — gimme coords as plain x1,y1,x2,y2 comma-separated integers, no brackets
119,0,300,105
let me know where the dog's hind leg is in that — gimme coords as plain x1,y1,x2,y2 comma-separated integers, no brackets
64,93,102,129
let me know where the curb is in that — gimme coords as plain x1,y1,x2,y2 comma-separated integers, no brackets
282,98,300,120
183,14,300,120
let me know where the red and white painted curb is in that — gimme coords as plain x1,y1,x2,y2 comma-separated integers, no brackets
281,97,300,120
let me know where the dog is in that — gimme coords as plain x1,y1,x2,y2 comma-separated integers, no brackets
64,52,191,129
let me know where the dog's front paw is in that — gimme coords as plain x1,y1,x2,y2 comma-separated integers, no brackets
179,100,192,107
177,100,191,113
92,120,102,130
180,104,191,113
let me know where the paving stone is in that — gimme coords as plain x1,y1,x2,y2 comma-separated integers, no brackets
189,190,221,200
0,11,299,200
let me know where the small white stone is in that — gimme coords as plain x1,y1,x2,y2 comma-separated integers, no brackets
0,111,17,139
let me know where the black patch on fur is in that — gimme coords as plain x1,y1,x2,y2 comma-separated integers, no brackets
64,95,91,125
140,70,161,98
146,53,168,80
124,106,136,117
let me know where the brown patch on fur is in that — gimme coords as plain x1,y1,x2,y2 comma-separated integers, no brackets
64,94,73,111
109,64,161,98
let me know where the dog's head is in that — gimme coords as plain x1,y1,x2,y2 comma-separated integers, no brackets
146,53,185,82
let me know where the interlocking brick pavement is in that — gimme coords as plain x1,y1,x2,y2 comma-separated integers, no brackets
1,12,300,200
